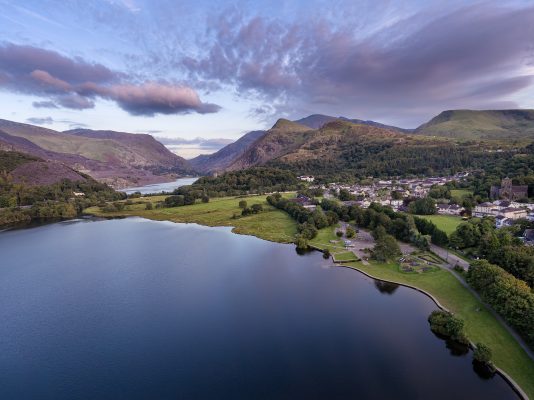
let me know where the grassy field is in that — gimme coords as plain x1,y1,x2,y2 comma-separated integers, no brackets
418,214,463,235
85,194,298,243
310,225,534,398
332,251,359,262
450,189,472,199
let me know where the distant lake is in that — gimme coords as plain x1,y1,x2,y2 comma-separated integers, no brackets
0,218,518,399
122,176,200,194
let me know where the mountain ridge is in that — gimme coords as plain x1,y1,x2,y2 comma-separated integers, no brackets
0,120,191,188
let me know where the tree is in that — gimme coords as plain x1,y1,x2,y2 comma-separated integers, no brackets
428,310,468,344
251,203,263,213
323,248,331,259
473,343,493,365
338,188,354,201
295,236,309,250
238,200,248,209
371,233,401,262
202,195,210,203
346,226,356,238
336,230,343,238
145,202,153,210
409,197,437,215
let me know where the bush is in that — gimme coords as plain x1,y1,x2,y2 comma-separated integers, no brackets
295,236,309,250
145,202,153,210
323,249,331,259
428,310,469,344
239,200,248,209
473,343,493,365
336,231,343,237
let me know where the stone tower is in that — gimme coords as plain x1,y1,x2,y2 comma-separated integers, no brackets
501,177,513,199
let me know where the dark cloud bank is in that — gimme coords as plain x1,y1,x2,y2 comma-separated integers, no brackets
183,4,534,126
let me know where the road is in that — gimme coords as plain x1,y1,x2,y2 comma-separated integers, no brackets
430,244,470,270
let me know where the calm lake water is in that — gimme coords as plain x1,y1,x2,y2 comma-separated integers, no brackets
122,176,200,194
0,218,518,399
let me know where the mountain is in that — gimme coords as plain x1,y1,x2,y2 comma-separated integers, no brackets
189,130,266,173
225,119,313,171
415,109,534,140
0,119,191,188
295,114,411,133
213,117,511,179
0,150,87,187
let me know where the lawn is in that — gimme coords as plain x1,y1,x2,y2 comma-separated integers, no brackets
85,194,298,243
450,189,472,199
418,214,463,235
344,261,534,399
332,251,358,262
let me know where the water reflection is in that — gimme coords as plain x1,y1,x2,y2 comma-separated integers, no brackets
374,280,399,294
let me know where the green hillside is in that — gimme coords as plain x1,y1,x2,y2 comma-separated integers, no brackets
415,109,534,140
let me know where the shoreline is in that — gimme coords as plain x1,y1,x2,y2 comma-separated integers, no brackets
1,213,531,398
334,262,528,400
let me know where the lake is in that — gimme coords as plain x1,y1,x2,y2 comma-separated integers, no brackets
122,177,200,194
0,218,518,399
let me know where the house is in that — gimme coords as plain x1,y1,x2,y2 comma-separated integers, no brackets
499,207,527,220
73,192,85,197
437,204,464,216
473,202,499,217
298,175,315,182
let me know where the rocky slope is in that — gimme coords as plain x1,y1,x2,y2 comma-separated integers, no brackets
0,119,191,188
189,130,266,173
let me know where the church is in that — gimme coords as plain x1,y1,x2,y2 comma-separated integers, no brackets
490,177,528,201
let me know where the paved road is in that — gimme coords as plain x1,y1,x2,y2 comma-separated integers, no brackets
430,244,469,270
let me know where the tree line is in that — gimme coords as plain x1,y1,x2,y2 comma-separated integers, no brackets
467,260,534,349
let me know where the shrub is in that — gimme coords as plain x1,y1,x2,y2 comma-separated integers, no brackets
473,343,493,365
428,310,469,344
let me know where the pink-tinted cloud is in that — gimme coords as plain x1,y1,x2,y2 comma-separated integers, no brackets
0,43,220,116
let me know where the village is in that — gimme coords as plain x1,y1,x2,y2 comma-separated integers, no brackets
297,174,534,232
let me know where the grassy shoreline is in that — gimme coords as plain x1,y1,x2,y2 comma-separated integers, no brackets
85,194,298,244
310,226,534,399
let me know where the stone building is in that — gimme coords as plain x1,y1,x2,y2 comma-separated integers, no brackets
490,177,528,200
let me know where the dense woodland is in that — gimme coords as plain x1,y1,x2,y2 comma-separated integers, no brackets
450,218,534,287
163,168,302,203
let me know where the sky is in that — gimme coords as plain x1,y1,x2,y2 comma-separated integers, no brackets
1,0,533,157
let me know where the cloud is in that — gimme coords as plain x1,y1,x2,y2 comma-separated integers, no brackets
32,100,58,109
0,42,220,117
157,136,234,159
56,94,95,110
184,4,534,126
82,82,221,116
157,136,233,149
26,116,54,125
